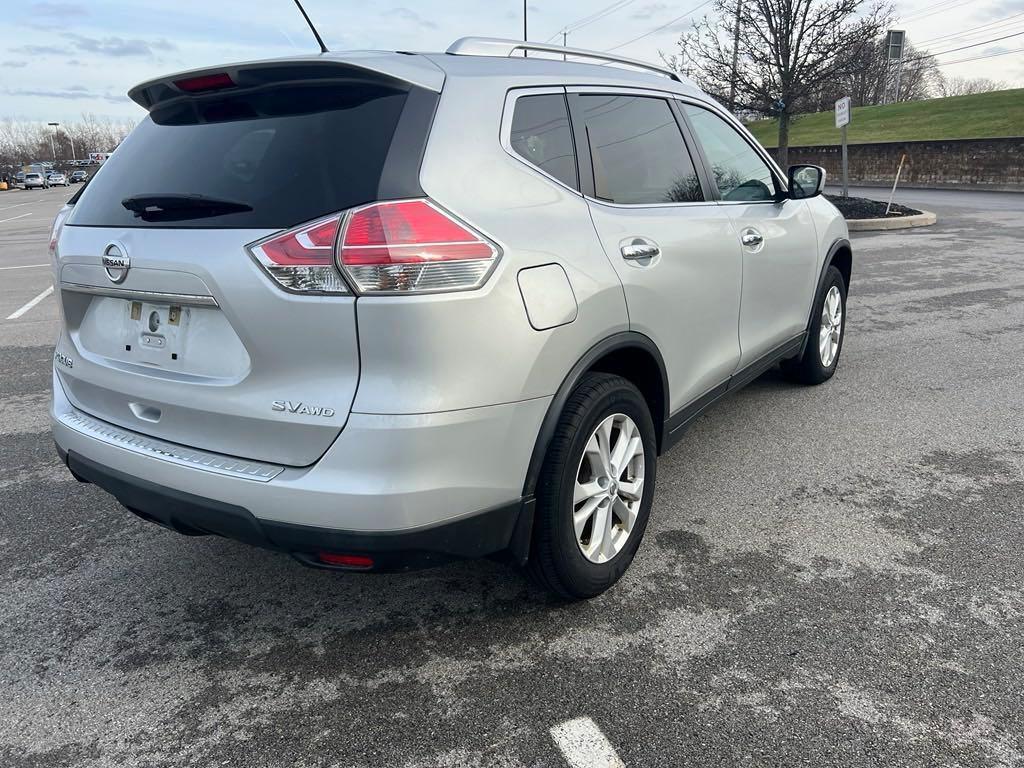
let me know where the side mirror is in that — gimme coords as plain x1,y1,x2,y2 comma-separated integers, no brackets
788,165,826,199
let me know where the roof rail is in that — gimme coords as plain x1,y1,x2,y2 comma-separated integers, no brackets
446,37,682,83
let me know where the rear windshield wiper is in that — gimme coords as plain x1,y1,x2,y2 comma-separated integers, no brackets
121,193,253,221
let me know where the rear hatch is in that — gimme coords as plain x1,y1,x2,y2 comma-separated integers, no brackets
55,57,440,466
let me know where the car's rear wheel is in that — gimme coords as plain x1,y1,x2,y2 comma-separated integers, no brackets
528,372,657,599
783,265,847,385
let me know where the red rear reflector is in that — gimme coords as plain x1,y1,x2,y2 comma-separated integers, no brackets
340,200,496,266
317,552,374,569
174,73,235,92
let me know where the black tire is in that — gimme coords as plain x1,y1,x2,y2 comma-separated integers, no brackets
783,265,847,385
528,372,657,600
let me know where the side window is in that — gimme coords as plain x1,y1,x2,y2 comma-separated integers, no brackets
509,94,579,190
577,94,703,205
683,104,778,202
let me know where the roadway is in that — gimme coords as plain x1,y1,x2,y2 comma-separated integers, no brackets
1,185,1022,767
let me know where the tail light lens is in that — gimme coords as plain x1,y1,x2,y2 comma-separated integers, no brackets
48,205,72,262
247,213,349,294
339,200,499,293
247,200,500,295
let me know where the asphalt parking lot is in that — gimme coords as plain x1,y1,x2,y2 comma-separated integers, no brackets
1,185,1022,767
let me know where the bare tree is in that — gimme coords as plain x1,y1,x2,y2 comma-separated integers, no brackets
886,44,942,103
0,115,134,175
939,76,1009,97
675,0,893,166
802,38,941,110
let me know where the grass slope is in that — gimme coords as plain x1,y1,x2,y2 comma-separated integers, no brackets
745,88,1024,148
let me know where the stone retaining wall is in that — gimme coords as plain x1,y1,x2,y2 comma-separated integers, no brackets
769,137,1023,191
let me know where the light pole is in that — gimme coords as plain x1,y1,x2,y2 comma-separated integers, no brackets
523,0,528,57
47,121,58,162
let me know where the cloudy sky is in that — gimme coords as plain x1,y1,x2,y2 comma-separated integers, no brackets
3,0,1022,121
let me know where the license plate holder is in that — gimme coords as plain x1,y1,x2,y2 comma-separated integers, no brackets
124,300,189,365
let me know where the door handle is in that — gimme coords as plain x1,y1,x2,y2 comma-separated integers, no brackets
741,229,763,248
620,238,661,262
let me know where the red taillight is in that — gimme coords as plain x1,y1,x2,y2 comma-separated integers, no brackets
174,72,235,92
48,206,71,261
339,200,499,293
246,199,499,295
317,552,374,569
258,217,338,266
248,213,348,294
341,200,495,265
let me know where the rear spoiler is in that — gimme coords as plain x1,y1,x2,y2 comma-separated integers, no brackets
128,53,444,112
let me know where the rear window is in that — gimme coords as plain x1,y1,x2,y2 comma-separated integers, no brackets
68,81,415,229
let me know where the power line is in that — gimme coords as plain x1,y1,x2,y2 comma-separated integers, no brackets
546,0,638,42
900,0,975,23
926,29,1024,58
568,0,637,32
933,46,1024,66
894,28,1024,66
606,0,714,52
897,38,1024,68
915,10,1024,46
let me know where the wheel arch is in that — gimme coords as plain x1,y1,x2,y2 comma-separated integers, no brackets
508,331,669,565
521,332,669,501
829,239,852,291
799,237,852,357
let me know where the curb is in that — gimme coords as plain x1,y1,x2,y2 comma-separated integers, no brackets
846,209,937,232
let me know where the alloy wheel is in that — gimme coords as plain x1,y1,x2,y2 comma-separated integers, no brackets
819,285,843,367
572,413,645,564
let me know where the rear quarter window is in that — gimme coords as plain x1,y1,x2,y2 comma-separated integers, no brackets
68,81,419,229
509,93,579,190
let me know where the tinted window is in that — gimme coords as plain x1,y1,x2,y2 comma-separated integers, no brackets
683,105,778,202
69,82,414,229
579,95,702,205
509,94,578,190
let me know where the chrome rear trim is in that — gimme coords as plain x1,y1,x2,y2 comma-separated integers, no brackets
58,408,283,482
61,282,219,307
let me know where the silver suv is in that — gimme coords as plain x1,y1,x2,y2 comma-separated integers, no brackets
51,38,850,598
24,172,48,190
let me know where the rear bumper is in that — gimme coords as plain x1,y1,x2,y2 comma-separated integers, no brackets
59,447,531,571
52,370,549,567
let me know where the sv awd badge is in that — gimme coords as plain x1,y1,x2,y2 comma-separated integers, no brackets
272,401,336,418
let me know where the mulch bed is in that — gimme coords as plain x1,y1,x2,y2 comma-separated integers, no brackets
824,194,922,219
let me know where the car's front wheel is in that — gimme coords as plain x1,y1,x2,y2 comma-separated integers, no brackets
528,372,657,600
783,265,847,385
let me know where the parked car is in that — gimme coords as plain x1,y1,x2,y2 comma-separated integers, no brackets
50,39,850,598
70,170,88,183
47,171,69,187
15,171,26,185
23,172,48,190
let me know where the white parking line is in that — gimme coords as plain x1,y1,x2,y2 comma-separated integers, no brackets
0,212,32,225
0,201,34,212
6,286,54,320
550,718,625,768
0,263,49,271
